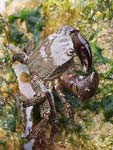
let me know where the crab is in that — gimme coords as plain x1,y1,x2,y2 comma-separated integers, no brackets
12,26,99,146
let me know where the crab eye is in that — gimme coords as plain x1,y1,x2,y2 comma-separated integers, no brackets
67,49,74,56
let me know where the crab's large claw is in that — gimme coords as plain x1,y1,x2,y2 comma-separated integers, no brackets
70,29,92,72
61,71,99,101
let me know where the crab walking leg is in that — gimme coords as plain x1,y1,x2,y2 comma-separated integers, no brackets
54,79,75,126
32,79,58,144
23,94,46,107
46,91,58,144
24,100,51,150
31,100,51,139
43,82,58,144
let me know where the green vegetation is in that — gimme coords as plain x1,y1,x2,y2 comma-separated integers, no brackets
8,7,45,46
0,7,45,47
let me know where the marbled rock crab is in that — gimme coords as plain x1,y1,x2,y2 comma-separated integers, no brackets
12,26,99,147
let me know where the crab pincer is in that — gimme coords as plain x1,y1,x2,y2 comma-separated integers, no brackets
60,71,99,101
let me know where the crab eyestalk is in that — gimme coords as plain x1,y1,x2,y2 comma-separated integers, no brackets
70,30,92,73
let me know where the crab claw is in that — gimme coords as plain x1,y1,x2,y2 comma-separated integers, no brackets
61,71,99,101
70,29,92,72
12,52,28,64
75,71,99,100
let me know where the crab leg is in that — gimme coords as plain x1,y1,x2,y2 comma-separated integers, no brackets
44,82,58,144
44,92,58,144
24,100,51,150
31,100,50,139
31,78,58,144
12,40,34,64
23,89,58,144
23,93,47,107
54,79,75,126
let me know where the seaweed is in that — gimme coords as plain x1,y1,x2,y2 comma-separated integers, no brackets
8,24,28,46
8,7,45,46
101,95,113,121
